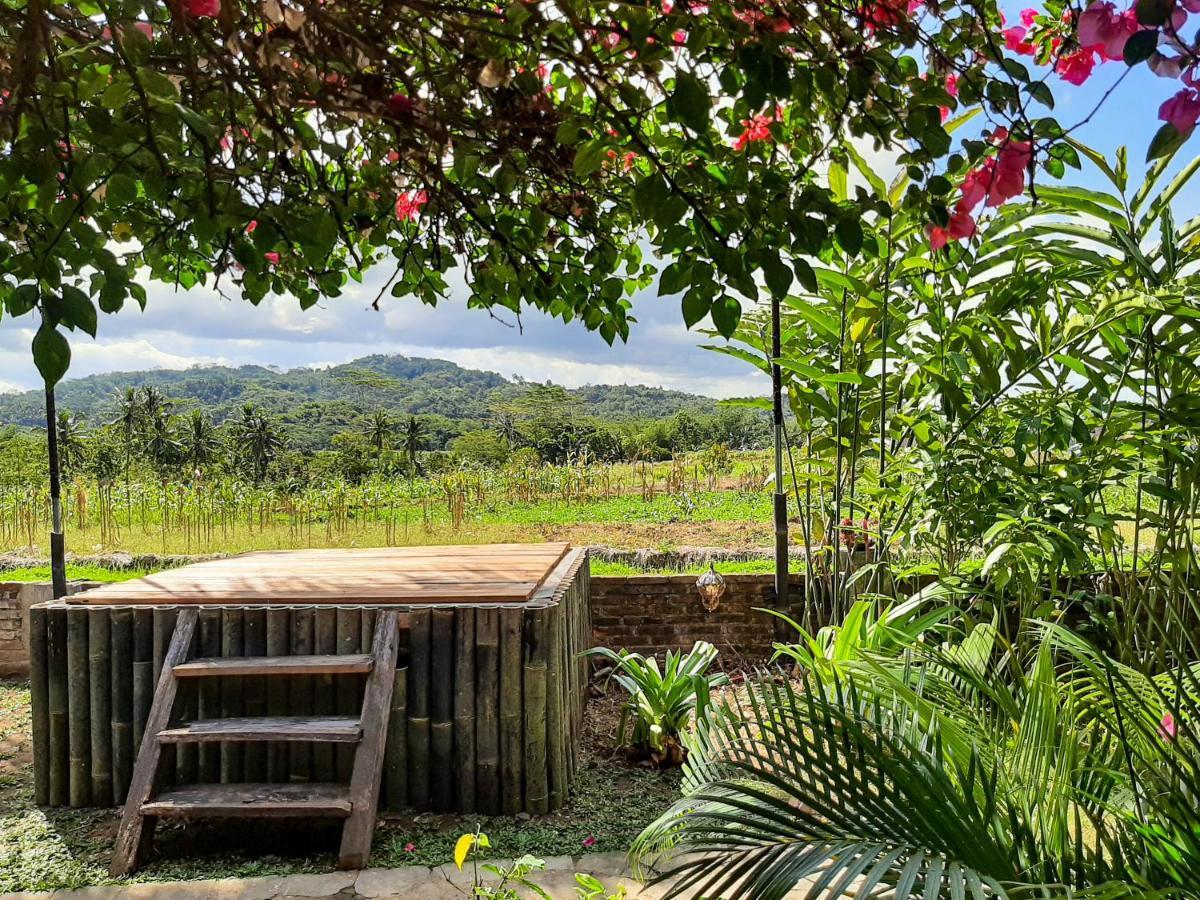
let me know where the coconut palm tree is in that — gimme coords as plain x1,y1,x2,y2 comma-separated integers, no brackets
54,410,85,480
231,404,284,483
108,387,141,501
180,409,220,477
362,410,396,460
401,415,426,477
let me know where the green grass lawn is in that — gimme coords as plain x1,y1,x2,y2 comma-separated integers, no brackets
0,565,151,583
0,679,680,892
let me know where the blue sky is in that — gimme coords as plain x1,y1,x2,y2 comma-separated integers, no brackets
0,29,1189,399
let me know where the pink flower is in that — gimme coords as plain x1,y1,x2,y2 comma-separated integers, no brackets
860,0,913,32
1077,2,1139,61
395,189,428,222
622,151,638,172
1020,8,1039,26
1056,48,1097,85
1160,712,1178,741
945,72,959,97
404,842,417,853
1183,0,1200,12
733,112,776,151
386,149,401,163
948,202,977,239
264,252,280,265
582,835,597,848
927,224,950,251
1003,26,1035,55
960,163,994,209
184,0,220,18
246,220,258,234
387,93,414,118
1160,88,1200,134
672,29,688,45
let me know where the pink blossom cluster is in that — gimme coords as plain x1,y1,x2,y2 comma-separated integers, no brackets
733,105,783,151
929,131,1030,250
395,190,428,222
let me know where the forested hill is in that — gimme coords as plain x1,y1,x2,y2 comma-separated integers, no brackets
0,354,719,450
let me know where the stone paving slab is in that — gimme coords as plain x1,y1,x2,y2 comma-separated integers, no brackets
0,854,825,899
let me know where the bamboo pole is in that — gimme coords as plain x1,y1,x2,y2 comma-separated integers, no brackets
335,608,360,782
499,607,523,815
313,609,336,780
110,608,133,804
453,609,476,814
131,610,153,755
524,609,549,815
545,602,567,810
220,608,244,783
266,609,290,782
175,607,198,787
197,609,222,782
30,607,49,805
152,609,178,783
88,608,113,806
67,609,91,807
47,607,68,806
289,608,314,783
384,665,408,811
407,609,431,812
474,608,500,815
242,609,267,781
430,609,454,812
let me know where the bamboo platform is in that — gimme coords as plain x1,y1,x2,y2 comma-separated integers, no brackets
29,543,591,815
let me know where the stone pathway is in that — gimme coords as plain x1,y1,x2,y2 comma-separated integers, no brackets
0,853,824,899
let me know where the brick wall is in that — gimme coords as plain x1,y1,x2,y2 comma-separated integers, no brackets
0,582,98,676
590,573,807,663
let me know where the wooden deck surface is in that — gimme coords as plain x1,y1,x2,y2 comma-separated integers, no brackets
67,543,573,606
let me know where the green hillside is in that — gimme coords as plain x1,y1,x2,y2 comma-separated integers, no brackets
0,354,732,451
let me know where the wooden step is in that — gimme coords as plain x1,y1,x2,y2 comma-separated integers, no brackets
142,783,352,818
174,654,374,677
158,716,362,744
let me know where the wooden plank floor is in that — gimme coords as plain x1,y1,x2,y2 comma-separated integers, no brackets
69,543,573,606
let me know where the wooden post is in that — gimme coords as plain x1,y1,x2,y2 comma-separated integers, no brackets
383,666,408,810
430,609,454,812
335,609,360,781
47,606,68,806
110,608,134,804
546,603,567,810
313,609,337,780
220,608,244,783
152,609,178,784
266,609,290,782
242,609,267,782
407,609,431,812
290,608,315,783
499,608,523,815
30,606,50,806
197,609,221,783
523,609,549,814
131,610,153,757
474,609,500,815
88,608,113,806
453,609,476,814
67,609,91,807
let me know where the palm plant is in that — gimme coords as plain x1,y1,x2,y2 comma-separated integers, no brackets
588,640,730,765
231,404,284,483
180,409,220,476
54,410,85,480
363,410,396,459
108,387,141,500
401,415,426,477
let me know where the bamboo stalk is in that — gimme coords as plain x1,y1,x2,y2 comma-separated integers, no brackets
131,610,153,755
265,609,290,782
545,603,567,810
88,608,113,806
47,607,68,806
453,609,476,814
499,608,523,815
407,609,431,812
242,609,267,781
430,609,454,812
524,609,549,814
197,608,222,782
384,666,408,811
110,608,133,804
335,608,361,782
289,608,315,783
220,608,245,783
152,608,178,784
475,608,500,815
67,609,91,807
312,608,336,780
30,607,49,805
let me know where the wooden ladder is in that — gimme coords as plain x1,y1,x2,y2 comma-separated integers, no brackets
109,608,400,876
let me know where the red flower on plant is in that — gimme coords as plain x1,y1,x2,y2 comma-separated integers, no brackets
184,0,220,18
1160,88,1200,135
582,835,597,848
1160,712,1178,741
404,842,417,853
264,252,280,265
1077,2,1140,61
395,190,428,222
1056,48,1097,85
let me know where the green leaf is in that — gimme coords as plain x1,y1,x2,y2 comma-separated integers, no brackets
1136,0,1173,25
762,255,792,298
682,289,710,328
710,296,741,338
574,139,609,177
1123,29,1158,65
59,285,97,337
659,261,692,296
792,258,818,293
32,322,71,387
6,283,38,317
106,173,137,206
668,72,710,133
1147,122,1187,163
835,218,863,256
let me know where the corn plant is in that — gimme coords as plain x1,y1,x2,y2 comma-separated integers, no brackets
587,640,730,766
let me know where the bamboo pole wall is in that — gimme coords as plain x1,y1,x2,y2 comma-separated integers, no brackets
30,550,590,815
